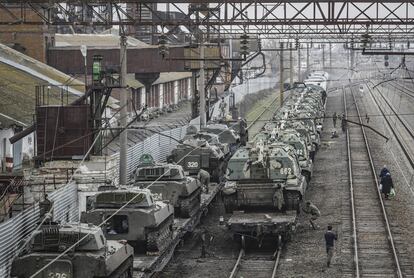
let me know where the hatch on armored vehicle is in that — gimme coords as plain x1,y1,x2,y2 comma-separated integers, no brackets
11,223,134,278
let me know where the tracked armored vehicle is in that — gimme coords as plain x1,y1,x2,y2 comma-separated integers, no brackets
132,154,202,218
202,123,240,154
11,223,134,278
81,189,174,253
222,142,307,213
167,137,225,182
184,132,231,158
272,129,313,181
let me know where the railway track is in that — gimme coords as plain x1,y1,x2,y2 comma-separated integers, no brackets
365,81,414,169
246,92,282,137
228,236,282,278
387,81,414,100
343,85,403,277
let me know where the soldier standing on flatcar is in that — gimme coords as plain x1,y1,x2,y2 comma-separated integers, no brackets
219,97,227,119
197,169,210,194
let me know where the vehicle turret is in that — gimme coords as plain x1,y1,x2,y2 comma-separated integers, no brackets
81,189,174,253
11,223,134,278
132,154,202,218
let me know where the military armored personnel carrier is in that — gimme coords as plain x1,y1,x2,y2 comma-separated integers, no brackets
81,188,174,253
202,123,240,154
184,132,231,158
274,129,313,181
11,223,134,278
132,154,202,218
222,142,307,213
167,137,225,182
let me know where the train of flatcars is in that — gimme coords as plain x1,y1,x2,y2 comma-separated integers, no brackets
10,71,328,278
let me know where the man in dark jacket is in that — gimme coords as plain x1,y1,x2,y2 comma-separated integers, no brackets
379,165,389,179
341,113,347,132
324,225,338,267
332,112,337,128
381,172,394,199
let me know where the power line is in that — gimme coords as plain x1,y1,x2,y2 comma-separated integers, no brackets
29,118,242,278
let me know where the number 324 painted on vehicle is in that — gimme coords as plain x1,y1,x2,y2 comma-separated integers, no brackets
187,161,199,168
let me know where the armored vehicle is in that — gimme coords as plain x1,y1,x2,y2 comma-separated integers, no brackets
81,189,174,253
132,154,202,218
273,129,313,181
167,137,225,182
202,123,240,154
184,132,231,158
11,223,134,278
222,142,307,213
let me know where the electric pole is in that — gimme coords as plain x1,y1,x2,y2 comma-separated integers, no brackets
119,35,128,185
322,44,325,70
279,42,284,107
329,42,332,68
199,40,206,128
289,42,293,88
307,43,310,73
298,44,301,82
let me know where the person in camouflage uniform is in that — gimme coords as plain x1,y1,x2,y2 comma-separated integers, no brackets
302,201,321,230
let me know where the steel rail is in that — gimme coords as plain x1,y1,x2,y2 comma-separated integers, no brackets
387,81,414,100
346,85,403,278
366,81,414,169
271,246,282,278
247,94,281,131
228,247,244,278
343,86,360,278
228,244,281,278
246,87,291,134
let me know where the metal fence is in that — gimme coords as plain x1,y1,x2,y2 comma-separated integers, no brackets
0,182,78,276
0,75,275,276
110,125,188,184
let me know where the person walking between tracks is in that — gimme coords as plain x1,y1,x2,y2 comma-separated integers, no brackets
302,201,321,230
197,169,210,194
332,112,337,128
324,225,338,267
341,113,347,133
380,172,394,200
379,165,390,180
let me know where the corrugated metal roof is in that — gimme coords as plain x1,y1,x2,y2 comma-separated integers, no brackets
0,44,85,126
153,72,193,85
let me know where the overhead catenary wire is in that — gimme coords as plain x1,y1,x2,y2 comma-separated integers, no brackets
15,101,132,258
27,60,403,276
29,118,244,278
